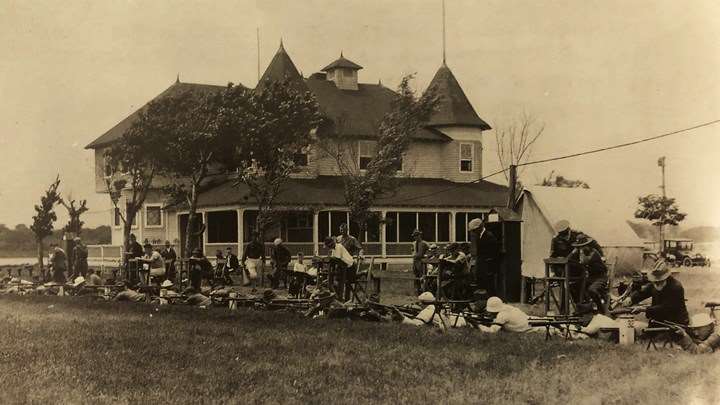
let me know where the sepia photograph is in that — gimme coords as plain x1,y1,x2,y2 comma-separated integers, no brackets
1,0,719,403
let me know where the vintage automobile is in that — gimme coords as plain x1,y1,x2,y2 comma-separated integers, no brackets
662,238,711,267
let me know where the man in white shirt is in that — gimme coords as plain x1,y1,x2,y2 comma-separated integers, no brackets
479,296,533,333
324,237,355,300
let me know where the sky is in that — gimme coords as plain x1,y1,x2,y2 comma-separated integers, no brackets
1,0,719,229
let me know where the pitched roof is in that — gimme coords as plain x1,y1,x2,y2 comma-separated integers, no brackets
321,53,363,71
425,64,491,130
186,175,507,210
84,81,227,149
255,42,309,95
306,77,449,141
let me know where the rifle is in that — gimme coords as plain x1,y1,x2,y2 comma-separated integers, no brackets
610,306,648,316
528,316,584,340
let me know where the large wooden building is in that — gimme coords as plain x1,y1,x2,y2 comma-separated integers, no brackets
85,43,508,262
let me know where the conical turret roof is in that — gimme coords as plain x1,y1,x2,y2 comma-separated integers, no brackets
425,64,490,129
256,41,309,94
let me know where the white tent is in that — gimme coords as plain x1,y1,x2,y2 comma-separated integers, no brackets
517,186,645,278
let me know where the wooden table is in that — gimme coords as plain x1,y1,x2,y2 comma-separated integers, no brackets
543,257,572,316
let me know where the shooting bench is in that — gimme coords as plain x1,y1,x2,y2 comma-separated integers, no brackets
542,258,586,316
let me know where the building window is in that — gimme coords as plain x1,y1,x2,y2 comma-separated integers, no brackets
318,210,380,243
385,212,451,243
144,205,163,228
455,212,486,242
460,143,474,172
207,211,238,243
114,208,121,227
293,152,308,167
359,140,376,170
103,156,112,178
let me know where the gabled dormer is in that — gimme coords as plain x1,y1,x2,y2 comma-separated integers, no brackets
321,52,363,91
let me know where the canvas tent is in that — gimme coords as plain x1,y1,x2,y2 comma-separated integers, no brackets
516,186,645,278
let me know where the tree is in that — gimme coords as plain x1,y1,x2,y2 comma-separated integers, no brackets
152,89,223,257
494,112,545,184
538,170,590,188
104,102,164,262
316,75,437,233
634,194,686,244
215,79,321,237
30,176,62,278
60,197,89,235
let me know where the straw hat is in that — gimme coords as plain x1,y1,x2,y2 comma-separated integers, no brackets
73,276,86,288
572,234,594,248
486,296,505,313
73,236,81,242
689,313,714,329
273,238,282,246
468,218,484,232
418,291,436,304
647,259,671,282
554,220,570,233
160,280,174,288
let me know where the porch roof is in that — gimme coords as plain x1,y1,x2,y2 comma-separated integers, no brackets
186,175,507,210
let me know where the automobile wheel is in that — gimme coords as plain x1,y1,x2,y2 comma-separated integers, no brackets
683,257,693,267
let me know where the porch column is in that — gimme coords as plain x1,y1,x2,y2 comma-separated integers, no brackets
381,210,387,258
202,211,208,249
312,210,319,256
449,211,456,243
237,208,244,257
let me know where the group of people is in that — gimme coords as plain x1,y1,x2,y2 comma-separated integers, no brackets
410,218,500,299
47,237,88,283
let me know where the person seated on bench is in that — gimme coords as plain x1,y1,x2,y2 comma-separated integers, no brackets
550,220,604,259
324,236,356,301
140,242,165,283
622,259,689,327
479,296,533,333
439,243,471,299
673,313,720,354
568,235,608,315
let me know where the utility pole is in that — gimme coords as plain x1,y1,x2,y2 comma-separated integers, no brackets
658,156,666,246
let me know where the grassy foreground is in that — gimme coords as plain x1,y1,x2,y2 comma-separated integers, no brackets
0,295,718,404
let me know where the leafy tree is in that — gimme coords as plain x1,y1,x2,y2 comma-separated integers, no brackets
316,75,437,234
30,176,62,277
104,101,164,262
60,197,89,235
538,170,590,188
215,79,321,238
634,194,686,243
152,89,223,257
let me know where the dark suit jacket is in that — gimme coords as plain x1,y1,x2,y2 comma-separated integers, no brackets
471,229,500,278
630,276,689,325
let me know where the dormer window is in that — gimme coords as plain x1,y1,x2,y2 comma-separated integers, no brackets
321,52,363,91
359,140,402,173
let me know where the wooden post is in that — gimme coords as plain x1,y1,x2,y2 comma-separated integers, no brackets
507,165,517,209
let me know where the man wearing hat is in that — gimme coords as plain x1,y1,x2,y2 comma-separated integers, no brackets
189,248,213,291
324,236,355,301
72,237,88,279
50,244,68,283
480,296,534,333
674,313,720,354
140,242,165,282
269,238,291,289
468,218,499,295
241,230,264,291
161,241,177,282
411,229,430,295
626,259,689,326
568,235,609,314
550,220,603,259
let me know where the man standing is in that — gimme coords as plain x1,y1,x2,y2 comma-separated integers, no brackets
223,246,239,284
188,248,213,291
72,237,88,279
324,236,355,301
241,231,264,291
270,238,292,289
468,218,499,295
337,223,363,258
127,233,144,259
161,241,177,282
50,243,68,283
411,229,430,295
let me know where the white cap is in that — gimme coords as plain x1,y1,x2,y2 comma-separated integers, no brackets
689,313,714,328
73,276,86,287
468,218,483,231
486,296,505,313
418,291,436,303
161,280,174,288
273,238,282,246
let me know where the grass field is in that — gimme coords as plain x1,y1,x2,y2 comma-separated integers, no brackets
1,267,719,404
